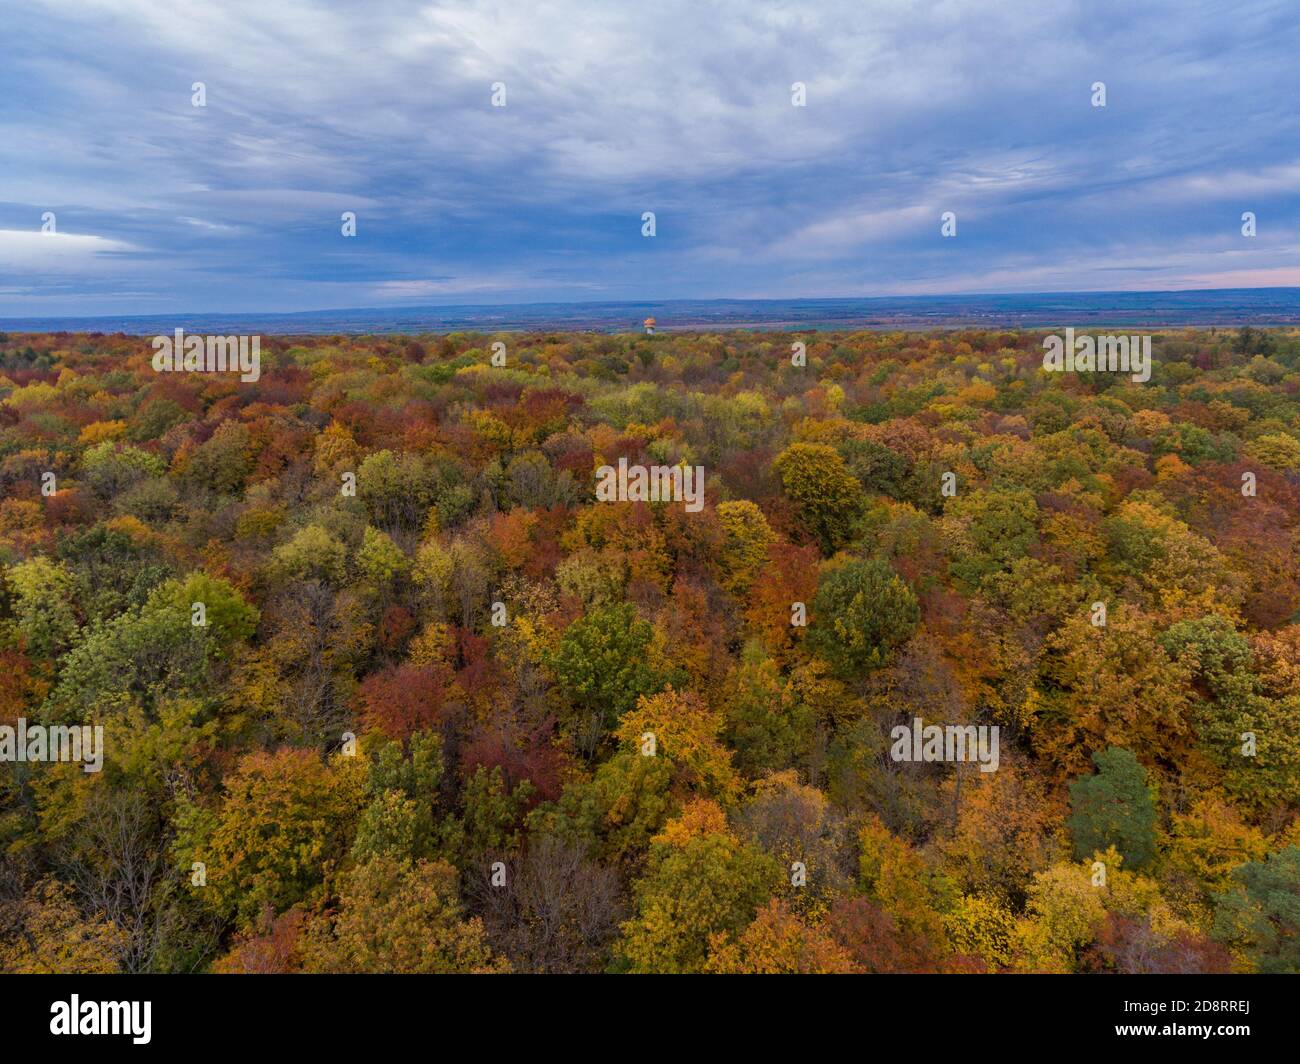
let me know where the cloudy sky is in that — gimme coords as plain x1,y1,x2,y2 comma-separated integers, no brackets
2,0,1298,316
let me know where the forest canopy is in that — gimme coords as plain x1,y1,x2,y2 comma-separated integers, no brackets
1,325,1298,975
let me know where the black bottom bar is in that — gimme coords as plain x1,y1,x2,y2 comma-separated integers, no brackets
2,973,1288,1052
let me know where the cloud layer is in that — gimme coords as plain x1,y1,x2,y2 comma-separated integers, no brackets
2,0,1298,315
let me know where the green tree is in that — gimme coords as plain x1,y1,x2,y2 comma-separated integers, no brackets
152,571,259,651
44,601,208,720
806,558,919,678
351,731,447,862
943,486,1039,590
549,602,664,755
1213,846,1300,973
357,450,433,530
80,440,166,500
722,649,815,776
1067,748,1156,870
356,526,409,588
1161,615,1300,811
527,750,675,869
5,556,79,657
839,437,912,500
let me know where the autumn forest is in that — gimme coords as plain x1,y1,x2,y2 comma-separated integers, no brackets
1,325,1298,975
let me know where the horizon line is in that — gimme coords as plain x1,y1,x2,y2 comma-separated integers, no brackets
5,284,1300,326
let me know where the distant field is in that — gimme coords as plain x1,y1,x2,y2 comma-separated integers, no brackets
6,288,1300,336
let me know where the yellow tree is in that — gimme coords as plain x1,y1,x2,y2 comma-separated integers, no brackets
705,899,856,973
0,878,126,974
618,803,780,973
614,687,741,803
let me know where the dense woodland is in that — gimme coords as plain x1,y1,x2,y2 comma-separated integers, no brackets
1,325,1298,974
